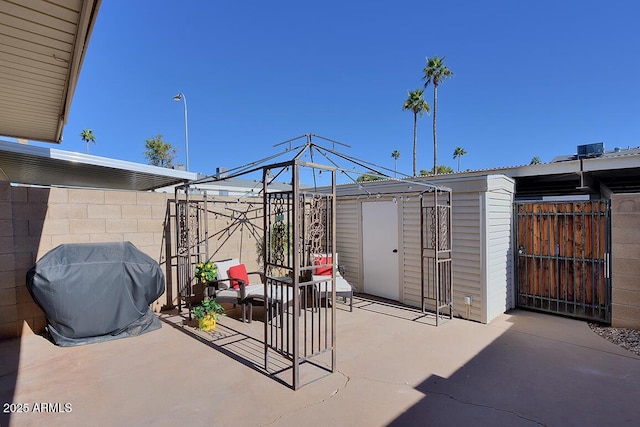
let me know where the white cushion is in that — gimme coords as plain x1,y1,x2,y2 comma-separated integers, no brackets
244,284,264,298
216,283,263,302
245,283,294,303
213,258,240,289
216,288,240,299
313,275,353,294
269,285,295,303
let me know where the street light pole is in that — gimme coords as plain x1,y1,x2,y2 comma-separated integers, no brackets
173,93,189,171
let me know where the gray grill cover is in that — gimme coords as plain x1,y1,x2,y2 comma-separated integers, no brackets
26,242,165,346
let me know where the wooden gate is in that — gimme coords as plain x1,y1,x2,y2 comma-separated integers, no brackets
514,200,611,323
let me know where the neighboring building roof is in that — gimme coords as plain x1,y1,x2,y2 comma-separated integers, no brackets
157,176,294,196
421,146,640,197
551,146,640,162
0,139,197,191
0,0,101,143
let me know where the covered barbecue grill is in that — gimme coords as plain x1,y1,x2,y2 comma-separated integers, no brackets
26,242,165,346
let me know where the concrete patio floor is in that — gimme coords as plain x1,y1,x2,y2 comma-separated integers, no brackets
2,296,640,427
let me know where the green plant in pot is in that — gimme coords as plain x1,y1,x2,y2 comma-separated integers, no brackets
193,298,224,331
193,262,223,331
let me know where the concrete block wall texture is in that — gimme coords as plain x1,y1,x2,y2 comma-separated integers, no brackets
0,184,265,340
157,195,263,313
197,196,264,272
0,182,17,338
0,185,176,339
611,193,640,329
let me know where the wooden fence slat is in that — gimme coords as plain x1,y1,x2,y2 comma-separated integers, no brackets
515,200,610,322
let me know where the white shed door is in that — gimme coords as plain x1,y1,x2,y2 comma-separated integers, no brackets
362,200,399,300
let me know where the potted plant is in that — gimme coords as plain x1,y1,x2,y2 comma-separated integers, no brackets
193,297,225,331
192,262,223,331
194,261,218,284
190,261,218,302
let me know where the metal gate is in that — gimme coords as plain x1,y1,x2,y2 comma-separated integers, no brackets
421,189,453,325
262,161,337,390
515,200,611,323
172,189,209,316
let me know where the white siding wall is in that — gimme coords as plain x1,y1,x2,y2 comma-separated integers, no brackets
334,174,515,324
336,199,361,290
484,178,515,322
401,197,422,307
452,191,483,321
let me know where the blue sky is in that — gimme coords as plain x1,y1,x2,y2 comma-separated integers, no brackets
23,1,640,176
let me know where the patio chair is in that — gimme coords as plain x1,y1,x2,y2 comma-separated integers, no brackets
245,278,297,326
311,253,354,312
207,258,264,323
209,259,295,323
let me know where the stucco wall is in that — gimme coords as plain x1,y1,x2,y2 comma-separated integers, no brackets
0,182,262,340
611,193,640,329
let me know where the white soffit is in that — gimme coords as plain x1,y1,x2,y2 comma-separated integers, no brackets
0,0,101,143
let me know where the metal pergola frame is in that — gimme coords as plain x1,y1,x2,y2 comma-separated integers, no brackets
168,133,453,389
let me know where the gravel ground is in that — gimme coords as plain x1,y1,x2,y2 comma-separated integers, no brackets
589,323,640,356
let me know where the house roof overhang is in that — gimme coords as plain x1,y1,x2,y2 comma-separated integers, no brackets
0,0,101,143
513,156,640,197
0,139,197,191
431,154,640,198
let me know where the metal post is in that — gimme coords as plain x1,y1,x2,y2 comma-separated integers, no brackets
263,167,269,370
331,169,337,372
292,162,300,390
435,190,440,326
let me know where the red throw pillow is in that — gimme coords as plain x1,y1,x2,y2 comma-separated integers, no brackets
314,256,333,276
228,264,249,290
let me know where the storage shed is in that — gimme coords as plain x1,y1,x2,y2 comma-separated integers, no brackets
335,174,515,324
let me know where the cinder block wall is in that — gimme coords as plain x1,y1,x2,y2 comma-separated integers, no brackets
611,193,640,329
1,182,174,339
0,182,17,338
204,197,263,269
0,182,264,340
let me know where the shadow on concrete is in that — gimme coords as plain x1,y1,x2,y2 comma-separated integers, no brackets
0,337,21,426
387,311,640,426
160,294,454,392
1,185,50,426
159,307,334,390
353,294,448,326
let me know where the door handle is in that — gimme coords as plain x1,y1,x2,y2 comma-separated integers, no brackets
393,249,398,253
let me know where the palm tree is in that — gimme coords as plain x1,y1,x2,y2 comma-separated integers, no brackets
80,129,96,154
530,156,541,165
453,146,467,172
423,56,453,175
391,150,400,177
402,89,430,176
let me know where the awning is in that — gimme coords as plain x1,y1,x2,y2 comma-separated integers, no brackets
0,139,197,191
